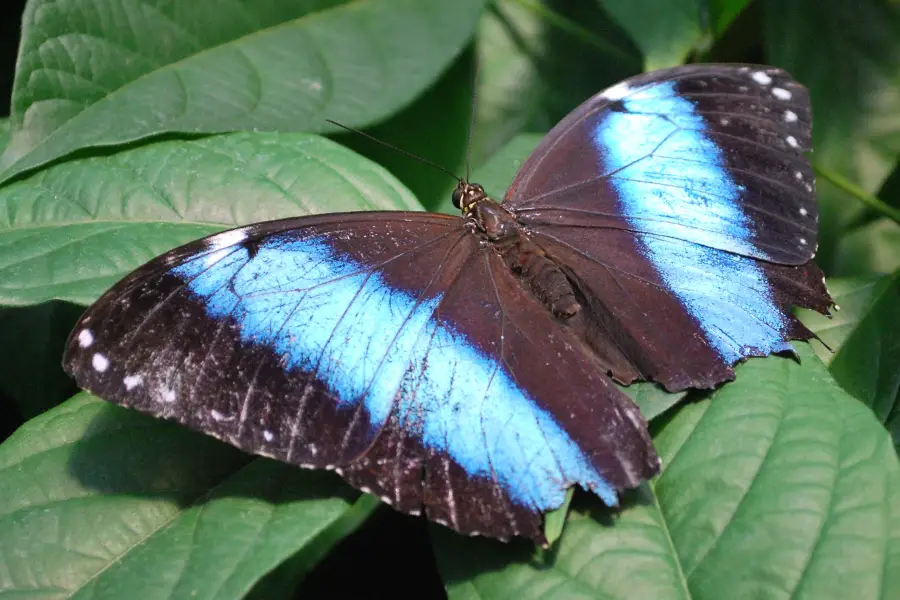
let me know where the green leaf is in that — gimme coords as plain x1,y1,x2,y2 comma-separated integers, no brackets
798,274,887,364
834,218,900,277
0,131,420,307
438,346,900,599
826,271,900,451
0,0,486,184
0,392,372,599
765,0,900,272
470,1,639,165
598,0,706,70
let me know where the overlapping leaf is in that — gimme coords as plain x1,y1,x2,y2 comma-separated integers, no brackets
0,0,485,184
0,392,376,600
0,132,420,307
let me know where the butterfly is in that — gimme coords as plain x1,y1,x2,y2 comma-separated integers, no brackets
63,64,833,545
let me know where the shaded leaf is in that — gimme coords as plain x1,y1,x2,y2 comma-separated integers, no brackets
598,0,705,70
0,392,371,600
0,301,81,418
765,0,900,272
335,46,475,215
826,271,900,450
0,132,420,306
0,0,486,184
438,345,900,599
470,0,638,165
707,0,753,34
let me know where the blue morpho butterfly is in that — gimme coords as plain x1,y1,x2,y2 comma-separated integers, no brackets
63,64,833,545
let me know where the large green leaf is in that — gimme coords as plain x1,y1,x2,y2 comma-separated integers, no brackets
0,392,374,599
0,0,486,184
765,0,900,272
826,271,900,450
0,131,420,307
437,345,900,599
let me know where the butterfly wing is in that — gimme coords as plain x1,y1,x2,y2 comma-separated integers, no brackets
63,212,657,543
504,64,832,391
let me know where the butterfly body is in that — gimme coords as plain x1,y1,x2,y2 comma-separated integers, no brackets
64,64,833,544
458,181,581,318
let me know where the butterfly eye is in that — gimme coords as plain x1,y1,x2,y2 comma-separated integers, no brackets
451,188,464,209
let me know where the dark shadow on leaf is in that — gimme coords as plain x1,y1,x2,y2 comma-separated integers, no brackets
0,301,83,418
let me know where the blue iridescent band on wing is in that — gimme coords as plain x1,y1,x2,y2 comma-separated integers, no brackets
171,236,617,511
592,81,790,362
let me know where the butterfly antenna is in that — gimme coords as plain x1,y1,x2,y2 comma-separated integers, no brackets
465,62,480,183
325,119,462,183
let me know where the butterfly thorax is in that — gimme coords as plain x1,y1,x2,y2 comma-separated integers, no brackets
453,180,580,320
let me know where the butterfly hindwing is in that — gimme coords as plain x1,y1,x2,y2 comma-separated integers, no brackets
503,64,832,391
64,212,658,543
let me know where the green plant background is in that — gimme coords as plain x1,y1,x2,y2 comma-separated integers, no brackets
0,0,898,599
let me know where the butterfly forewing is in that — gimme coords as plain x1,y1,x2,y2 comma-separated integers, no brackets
507,64,817,264
64,212,658,543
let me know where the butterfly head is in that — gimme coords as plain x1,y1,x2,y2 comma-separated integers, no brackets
452,180,489,214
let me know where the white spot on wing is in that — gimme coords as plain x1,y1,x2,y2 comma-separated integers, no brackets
799,238,808,245
752,71,772,85
795,171,804,180
601,81,632,101
772,87,792,100
786,135,799,148
78,329,94,348
92,353,109,372
123,374,143,390
161,388,176,403
263,430,274,442
211,409,226,421
799,207,809,216
784,109,798,122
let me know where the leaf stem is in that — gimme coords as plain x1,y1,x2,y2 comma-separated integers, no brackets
505,0,639,67
815,165,900,227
